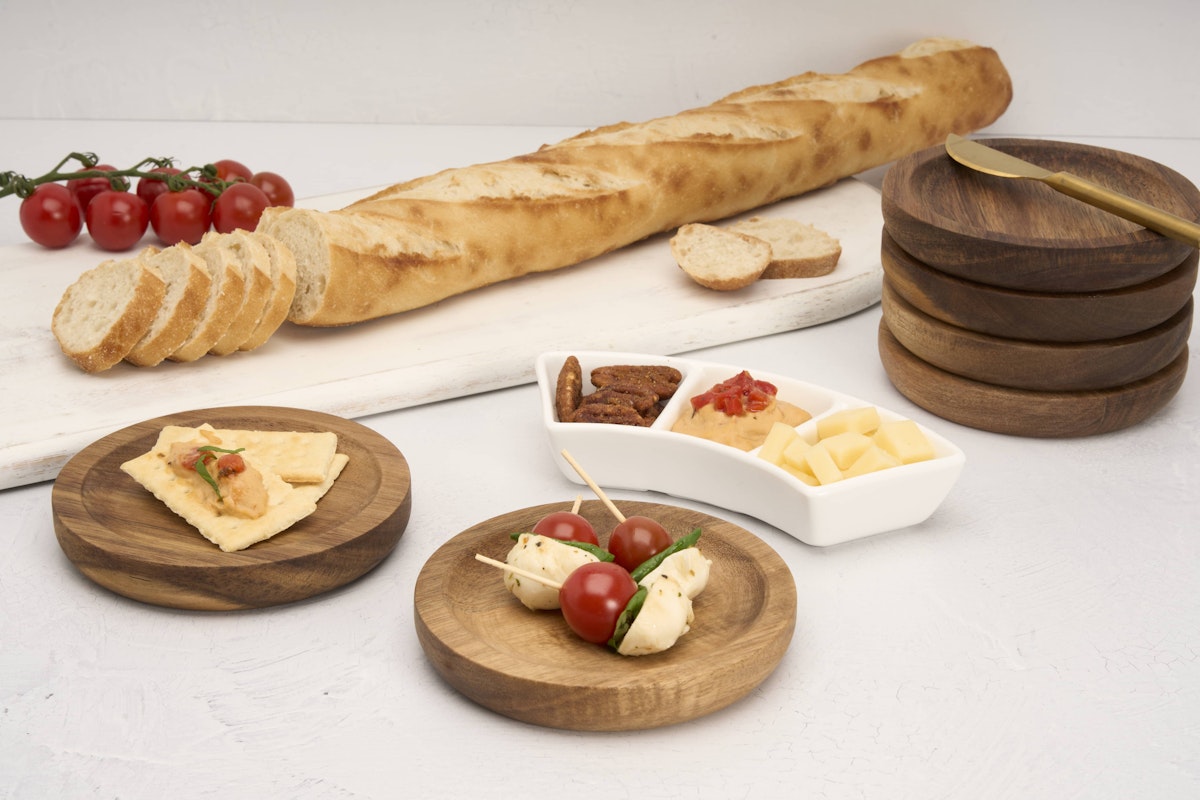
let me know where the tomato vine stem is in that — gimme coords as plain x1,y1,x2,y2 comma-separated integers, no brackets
0,153,238,200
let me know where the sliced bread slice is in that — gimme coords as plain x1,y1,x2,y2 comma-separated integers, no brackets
670,223,771,291
238,233,297,351
208,231,273,356
727,216,841,278
124,243,212,367
52,254,167,373
170,235,245,362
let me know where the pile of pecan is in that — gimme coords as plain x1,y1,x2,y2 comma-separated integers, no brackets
555,356,683,426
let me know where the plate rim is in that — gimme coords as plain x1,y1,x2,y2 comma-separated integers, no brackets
51,404,412,610
413,499,798,731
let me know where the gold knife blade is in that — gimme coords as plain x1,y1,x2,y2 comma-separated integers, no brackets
945,134,1200,248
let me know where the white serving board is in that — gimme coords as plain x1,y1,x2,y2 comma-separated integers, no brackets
0,178,883,489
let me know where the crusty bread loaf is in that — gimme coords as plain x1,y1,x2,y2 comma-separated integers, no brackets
260,37,1011,326
170,236,245,362
671,223,771,290
125,244,212,366
238,232,297,351
208,231,273,356
727,217,842,279
52,255,166,373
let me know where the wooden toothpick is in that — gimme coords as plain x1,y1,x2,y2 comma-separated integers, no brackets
559,449,625,523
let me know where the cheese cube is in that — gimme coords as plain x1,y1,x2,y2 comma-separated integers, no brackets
819,431,874,470
781,463,819,485
781,435,814,470
757,422,798,465
844,444,903,478
803,444,843,485
816,406,882,439
873,419,935,464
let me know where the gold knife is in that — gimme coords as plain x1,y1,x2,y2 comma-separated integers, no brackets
945,133,1200,248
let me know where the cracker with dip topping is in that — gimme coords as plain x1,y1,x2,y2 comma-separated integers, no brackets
209,427,338,483
120,423,346,552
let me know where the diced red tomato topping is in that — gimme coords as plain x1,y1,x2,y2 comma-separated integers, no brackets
216,453,246,476
689,370,778,416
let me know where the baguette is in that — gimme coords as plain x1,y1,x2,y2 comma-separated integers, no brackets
52,254,166,373
671,224,771,291
124,243,211,366
169,236,245,362
207,230,273,356
726,217,842,279
261,37,1011,327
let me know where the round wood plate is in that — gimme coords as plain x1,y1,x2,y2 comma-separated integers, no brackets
881,230,1197,342
51,406,412,611
878,322,1189,437
413,499,797,731
881,281,1193,392
881,137,1200,292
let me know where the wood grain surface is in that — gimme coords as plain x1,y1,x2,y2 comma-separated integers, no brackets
881,282,1193,391
51,406,412,610
881,137,1200,292
881,231,1197,342
878,323,1189,437
413,499,797,731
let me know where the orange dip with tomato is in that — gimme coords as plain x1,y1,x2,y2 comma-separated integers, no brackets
670,371,810,451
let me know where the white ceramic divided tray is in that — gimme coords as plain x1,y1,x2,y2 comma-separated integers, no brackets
536,351,966,547
0,178,884,490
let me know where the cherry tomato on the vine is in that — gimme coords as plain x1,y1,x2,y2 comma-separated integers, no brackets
558,561,638,644
85,190,149,251
19,183,82,248
608,516,672,572
136,166,182,207
214,159,254,183
68,165,125,212
211,182,269,233
151,189,213,245
531,511,599,546
249,171,294,208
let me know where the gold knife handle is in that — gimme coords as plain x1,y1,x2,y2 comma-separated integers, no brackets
1046,172,1200,248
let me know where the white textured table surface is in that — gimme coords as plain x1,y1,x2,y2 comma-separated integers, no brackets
1,122,1198,799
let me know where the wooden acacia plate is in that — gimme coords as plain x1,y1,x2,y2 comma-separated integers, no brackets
878,323,1189,437
881,281,1193,391
881,231,1197,342
881,137,1200,292
413,499,797,731
51,406,412,610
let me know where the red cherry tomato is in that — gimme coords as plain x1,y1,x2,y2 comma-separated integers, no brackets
150,189,213,245
136,166,182,207
249,170,294,207
211,182,269,233
19,184,82,248
608,516,672,572
531,511,599,546
68,165,126,212
213,158,254,183
85,190,149,251
558,561,638,644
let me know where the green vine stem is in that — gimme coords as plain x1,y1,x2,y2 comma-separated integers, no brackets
0,152,239,200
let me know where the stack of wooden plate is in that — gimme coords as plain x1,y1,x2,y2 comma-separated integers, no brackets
878,138,1198,437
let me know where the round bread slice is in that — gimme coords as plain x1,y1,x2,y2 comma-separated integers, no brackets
238,232,297,351
52,254,167,373
170,235,245,362
670,223,771,291
124,243,212,367
727,217,842,279
208,230,273,356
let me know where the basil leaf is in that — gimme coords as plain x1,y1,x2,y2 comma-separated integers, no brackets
193,455,222,500
607,585,648,652
630,528,702,583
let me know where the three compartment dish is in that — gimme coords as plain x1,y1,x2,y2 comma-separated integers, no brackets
535,351,966,547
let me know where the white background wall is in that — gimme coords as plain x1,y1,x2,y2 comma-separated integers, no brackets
1,0,1196,138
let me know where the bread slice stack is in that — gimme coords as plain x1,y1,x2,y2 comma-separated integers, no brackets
672,217,842,291
51,230,297,373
